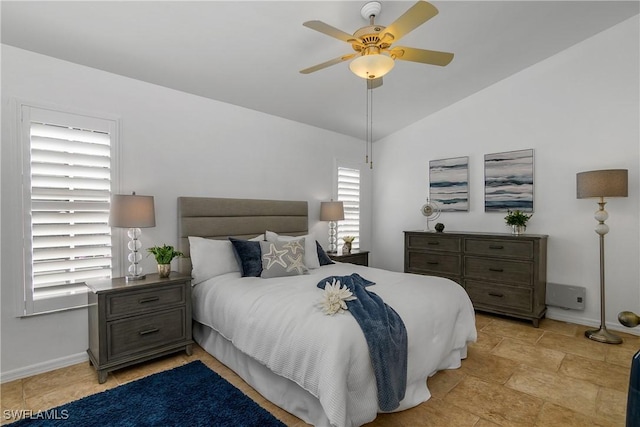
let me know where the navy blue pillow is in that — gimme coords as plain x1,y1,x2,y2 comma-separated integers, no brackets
229,238,262,277
316,240,335,266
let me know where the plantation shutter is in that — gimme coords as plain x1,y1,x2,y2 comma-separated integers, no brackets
22,106,116,314
337,166,360,250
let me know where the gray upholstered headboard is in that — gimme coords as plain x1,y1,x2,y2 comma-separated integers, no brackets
177,197,308,275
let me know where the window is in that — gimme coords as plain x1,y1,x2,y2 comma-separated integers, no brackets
337,166,360,251
20,105,118,315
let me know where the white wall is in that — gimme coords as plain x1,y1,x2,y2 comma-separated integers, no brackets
372,17,640,333
0,45,371,380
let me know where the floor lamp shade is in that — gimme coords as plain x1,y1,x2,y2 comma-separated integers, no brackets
109,193,156,281
320,201,344,253
577,169,628,199
576,169,628,344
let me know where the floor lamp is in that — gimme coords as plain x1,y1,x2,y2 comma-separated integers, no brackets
320,201,344,253
576,169,628,344
109,193,156,281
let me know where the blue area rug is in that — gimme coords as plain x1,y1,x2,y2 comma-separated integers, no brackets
11,361,286,427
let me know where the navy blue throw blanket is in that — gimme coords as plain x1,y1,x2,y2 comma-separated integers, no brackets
317,274,408,411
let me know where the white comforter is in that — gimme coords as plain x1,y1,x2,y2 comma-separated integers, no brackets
192,263,476,427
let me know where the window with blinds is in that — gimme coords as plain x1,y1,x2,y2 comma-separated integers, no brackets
21,106,117,315
337,166,360,251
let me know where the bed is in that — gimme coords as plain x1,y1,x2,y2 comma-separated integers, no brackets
178,196,477,427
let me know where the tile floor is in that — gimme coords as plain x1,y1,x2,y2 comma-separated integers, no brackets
1,313,637,426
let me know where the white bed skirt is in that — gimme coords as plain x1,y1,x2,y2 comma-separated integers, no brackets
194,321,333,426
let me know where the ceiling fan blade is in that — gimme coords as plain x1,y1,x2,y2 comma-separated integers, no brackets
300,53,356,74
303,20,362,45
380,1,439,44
389,46,454,66
367,77,383,90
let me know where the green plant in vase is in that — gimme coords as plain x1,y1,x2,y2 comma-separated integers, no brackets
147,244,183,278
504,210,532,235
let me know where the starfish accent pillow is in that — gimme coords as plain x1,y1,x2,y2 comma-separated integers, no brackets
260,238,308,278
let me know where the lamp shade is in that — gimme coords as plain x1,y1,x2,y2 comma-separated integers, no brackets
349,54,395,79
320,201,345,221
576,169,628,199
109,194,156,228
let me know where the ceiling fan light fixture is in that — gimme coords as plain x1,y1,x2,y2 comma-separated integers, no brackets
349,53,395,79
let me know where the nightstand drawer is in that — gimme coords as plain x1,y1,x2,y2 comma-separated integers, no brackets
406,234,461,252
107,284,185,319
465,281,533,312
108,308,187,360
465,239,534,260
407,252,461,276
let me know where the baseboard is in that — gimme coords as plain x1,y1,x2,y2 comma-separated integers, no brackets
0,352,89,384
546,310,640,337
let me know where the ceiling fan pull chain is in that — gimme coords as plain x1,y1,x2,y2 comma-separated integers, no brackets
365,86,370,164
369,86,374,170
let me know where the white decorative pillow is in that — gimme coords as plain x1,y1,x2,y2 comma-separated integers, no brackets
260,239,308,278
265,231,321,269
188,236,240,285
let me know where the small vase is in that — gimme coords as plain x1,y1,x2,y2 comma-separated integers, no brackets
157,264,171,278
511,225,526,235
342,242,352,254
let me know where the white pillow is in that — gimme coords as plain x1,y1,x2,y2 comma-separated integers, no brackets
188,236,240,285
265,230,320,269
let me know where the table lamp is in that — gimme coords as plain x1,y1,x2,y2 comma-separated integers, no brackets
320,201,344,253
109,192,156,281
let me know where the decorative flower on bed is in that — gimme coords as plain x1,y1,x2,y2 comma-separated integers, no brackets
320,278,357,315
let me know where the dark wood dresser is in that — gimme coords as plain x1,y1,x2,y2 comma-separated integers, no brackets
404,231,547,327
86,272,193,383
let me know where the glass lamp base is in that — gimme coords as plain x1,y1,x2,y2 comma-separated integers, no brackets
585,327,622,344
125,274,146,282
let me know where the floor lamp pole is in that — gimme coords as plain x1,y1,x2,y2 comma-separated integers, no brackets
584,198,622,344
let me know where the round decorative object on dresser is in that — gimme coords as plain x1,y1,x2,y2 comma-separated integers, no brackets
435,223,445,232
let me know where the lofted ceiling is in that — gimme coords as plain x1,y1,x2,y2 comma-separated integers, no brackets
2,1,638,140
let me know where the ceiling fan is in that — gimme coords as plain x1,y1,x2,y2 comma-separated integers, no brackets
300,0,454,88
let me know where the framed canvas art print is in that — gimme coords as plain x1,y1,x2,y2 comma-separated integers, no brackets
429,156,469,212
484,149,534,212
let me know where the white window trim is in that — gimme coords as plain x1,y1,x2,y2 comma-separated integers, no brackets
16,100,122,316
335,160,362,251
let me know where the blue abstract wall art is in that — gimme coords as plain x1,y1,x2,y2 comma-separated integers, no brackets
429,156,469,212
484,149,534,212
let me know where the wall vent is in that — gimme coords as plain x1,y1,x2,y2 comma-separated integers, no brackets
546,283,586,310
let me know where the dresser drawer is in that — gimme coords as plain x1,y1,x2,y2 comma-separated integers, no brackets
107,308,186,360
464,256,533,286
406,234,461,253
466,280,533,312
465,238,534,260
107,284,185,319
407,251,461,276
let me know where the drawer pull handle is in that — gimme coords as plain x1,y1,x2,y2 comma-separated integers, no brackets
489,268,504,272
138,296,160,304
489,245,504,250
139,327,160,336
427,261,439,265
488,292,504,298
427,242,440,245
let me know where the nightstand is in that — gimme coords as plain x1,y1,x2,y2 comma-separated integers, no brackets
329,250,369,266
86,272,193,383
